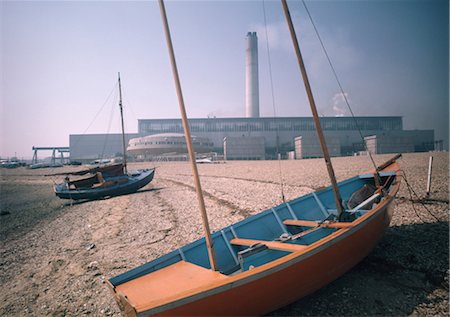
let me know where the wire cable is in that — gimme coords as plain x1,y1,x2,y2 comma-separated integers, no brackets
262,0,286,203
401,170,445,222
300,0,379,173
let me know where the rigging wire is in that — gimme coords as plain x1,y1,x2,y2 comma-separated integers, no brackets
401,170,445,222
262,0,286,203
81,81,119,138
299,0,379,172
298,2,445,222
47,80,119,177
100,87,118,160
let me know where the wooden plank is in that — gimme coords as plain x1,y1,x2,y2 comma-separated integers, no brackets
230,238,307,253
115,261,227,312
283,219,354,229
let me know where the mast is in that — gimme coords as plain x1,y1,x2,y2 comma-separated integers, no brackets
158,0,218,271
281,0,344,217
117,72,128,174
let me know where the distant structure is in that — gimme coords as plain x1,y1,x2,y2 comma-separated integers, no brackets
245,32,259,118
365,133,415,154
70,133,139,163
70,118,435,162
127,133,213,159
31,146,70,164
295,135,341,159
137,116,435,157
68,32,436,161
224,136,265,160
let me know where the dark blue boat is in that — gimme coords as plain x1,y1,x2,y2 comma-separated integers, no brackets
54,168,155,200
54,73,155,200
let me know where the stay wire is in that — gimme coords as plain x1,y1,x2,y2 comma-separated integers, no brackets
262,0,286,203
401,170,444,222
69,81,119,158
101,88,118,160
47,81,118,177
300,0,379,172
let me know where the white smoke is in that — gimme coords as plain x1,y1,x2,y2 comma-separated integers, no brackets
332,92,349,117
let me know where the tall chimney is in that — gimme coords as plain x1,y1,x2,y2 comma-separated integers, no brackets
245,32,259,118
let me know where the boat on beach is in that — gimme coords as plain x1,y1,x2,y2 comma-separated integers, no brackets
108,156,401,316
54,74,155,200
107,0,402,315
53,166,154,200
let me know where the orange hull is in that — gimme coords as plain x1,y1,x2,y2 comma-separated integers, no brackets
159,197,395,316
110,163,401,316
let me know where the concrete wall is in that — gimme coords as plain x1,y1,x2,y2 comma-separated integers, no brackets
295,134,341,159
224,136,265,160
364,132,415,154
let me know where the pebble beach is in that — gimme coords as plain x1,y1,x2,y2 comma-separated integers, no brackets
0,152,448,316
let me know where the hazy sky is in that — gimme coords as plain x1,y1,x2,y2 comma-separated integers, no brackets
1,0,448,158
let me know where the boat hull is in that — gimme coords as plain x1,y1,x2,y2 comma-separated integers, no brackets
109,162,400,317
54,169,155,200
137,196,395,316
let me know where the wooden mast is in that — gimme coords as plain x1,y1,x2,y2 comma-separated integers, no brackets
117,72,128,174
158,0,218,271
281,0,344,217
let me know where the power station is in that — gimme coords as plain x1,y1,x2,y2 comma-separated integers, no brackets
245,32,259,118
69,32,436,162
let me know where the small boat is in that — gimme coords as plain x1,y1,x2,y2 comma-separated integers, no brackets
54,166,154,200
54,74,155,200
108,156,400,316
107,1,402,315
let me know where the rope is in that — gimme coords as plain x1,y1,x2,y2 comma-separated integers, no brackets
61,80,119,168
100,87,118,160
262,0,286,203
300,0,379,173
401,170,445,222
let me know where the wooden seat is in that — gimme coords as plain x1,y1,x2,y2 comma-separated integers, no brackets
283,219,354,229
115,261,228,313
230,238,307,253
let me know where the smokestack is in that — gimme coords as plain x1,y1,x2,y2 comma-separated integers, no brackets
245,32,259,118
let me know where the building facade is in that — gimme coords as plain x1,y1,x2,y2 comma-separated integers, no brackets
127,133,213,158
138,116,426,157
69,116,434,161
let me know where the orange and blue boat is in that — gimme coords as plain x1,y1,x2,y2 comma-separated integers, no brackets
107,156,401,316
107,0,402,315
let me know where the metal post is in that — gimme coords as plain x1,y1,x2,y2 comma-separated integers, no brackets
281,0,344,217
118,72,128,174
158,0,218,271
426,156,433,198
52,149,56,165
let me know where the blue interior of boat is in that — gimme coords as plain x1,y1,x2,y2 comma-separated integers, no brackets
110,171,396,286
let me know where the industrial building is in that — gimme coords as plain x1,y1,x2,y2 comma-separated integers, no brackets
68,31,436,162
127,133,213,159
70,133,139,163
294,134,341,159
137,116,434,157
224,136,265,160
69,117,434,162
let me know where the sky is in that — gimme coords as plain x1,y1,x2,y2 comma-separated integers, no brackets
1,0,448,159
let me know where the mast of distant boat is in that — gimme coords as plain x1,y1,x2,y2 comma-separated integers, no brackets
118,72,128,174
158,0,218,271
281,0,344,218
